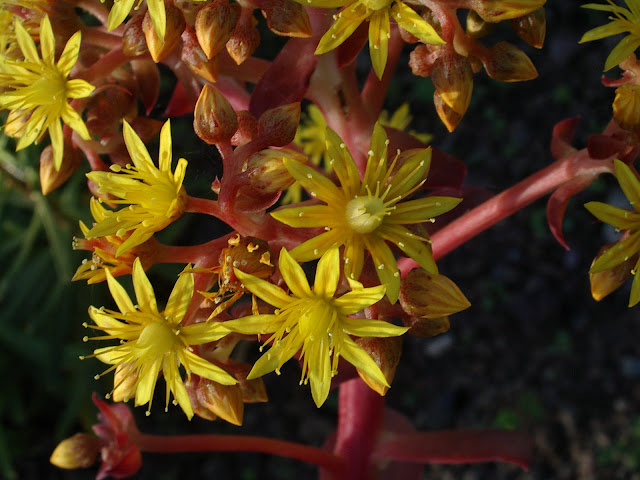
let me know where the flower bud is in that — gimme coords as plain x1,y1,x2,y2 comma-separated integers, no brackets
112,362,138,402
466,9,494,39
434,91,463,132
399,269,470,318
256,0,312,38
613,85,640,131
408,44,439,77
181,27,219,83
510,7,545,49
430,52,473,116
231,110,258,145
40,142,82,194
244,148,308,194
194,84,238,144
3,109,28,139
256,102,301,147
355,337,402,396
143,2,186,62
189,376,245,425
590,243,637,301
402,315,450,338
226,10,260,65
122,14,148,57
85,87,136,139
50,433,100,470
467,0,545,23
233,363,269,403
481,41,538,82
195,0,241,59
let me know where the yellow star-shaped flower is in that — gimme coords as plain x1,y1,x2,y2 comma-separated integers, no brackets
272,123,461,302
85,119,188,256
85,258,237,419
0,15,94,169
222,247,408,407
586,159,640,306
306,0,444,78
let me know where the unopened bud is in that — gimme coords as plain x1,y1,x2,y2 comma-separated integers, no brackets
256,103,301,147
195,0,241,59
613,85,640,131
112,362,138,402
466,10,494,39
430,52,473,116
194,84,238,144
40,142,82,194
244,148,308,194
226,10,260,65
220,234,275,281
467,0,545,23
256,0,312,37
409,44,439,77
434,91,463,132
403,315,450,338
399,269,470,318
85,87,136,139
191,376,244,425
590,243,637,301
4,109,28,138
143,2,185,62
355,337,402,396
122,14,148,57
50,433,100,470
182,27,219,83
233,363,269,403
510,7,545,49
231,110,258,145
481,41,538,82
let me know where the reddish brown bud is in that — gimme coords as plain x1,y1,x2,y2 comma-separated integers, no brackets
466,9,494,39
409,44,439,77
231,110,258,145
234,364,269,403
181,28,219,83
256,102,301,147
430,52,473,116
434,91,463,132
590,243,637,301
122,14,148,57
40,141,82,194
195,0,241,59
510,7,546,49
194,84,238,144
50,433,100,470
481,41,538,82
402,315,451,338
399,269,470,318
143,2,186,62
613,85,640,131
189,376,245,425
85,87,137,139
257,0,312,38
226,10,260,65
355,337,402,396
244,148,308,194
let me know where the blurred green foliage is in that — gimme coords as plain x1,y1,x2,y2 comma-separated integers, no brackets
0,133,107,479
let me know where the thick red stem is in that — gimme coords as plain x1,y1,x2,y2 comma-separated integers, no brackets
332,378,385,480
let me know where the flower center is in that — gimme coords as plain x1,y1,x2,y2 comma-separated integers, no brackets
345,195,387,234
32,73,67,105
360,0,393,11
137,321,177,356
298,299,334,340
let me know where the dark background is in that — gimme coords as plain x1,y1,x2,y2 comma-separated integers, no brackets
3,3,639,479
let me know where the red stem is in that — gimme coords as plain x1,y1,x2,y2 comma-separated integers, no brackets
131,432,345,474
332,378,385,480
398,150,613,274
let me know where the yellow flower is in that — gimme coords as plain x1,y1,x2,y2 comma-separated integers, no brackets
84,258,236,419
585,159,640,306
378,102,433,144
106,0,167,39
0,15,94,170
72,199,156,284
272,123,462,302
222,247,408,407
308,0,445,79
580,0,640,71
85,119,188,257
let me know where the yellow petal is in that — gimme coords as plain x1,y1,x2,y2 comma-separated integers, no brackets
122,120,154,172
325,128,361,197
39,15,55,67
364,236,400,303
313,247,340,298
278,248,312,297
105,268,135,313
221,314,281,335
107,0,137,32
584,202,640,230
283,158,344,204
315,3,369,55
368,10,390,80
184,351,237,385
289,228,344,262
307,337,332,407
391,1,445,46
614,159,640,212
339,334,389,388
341,316,407,337
135,357,162,407
334,285,386,315
271,204,336,228
164,268,193,324
158,120,172,173
234,269,291,308
132,257,158,314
